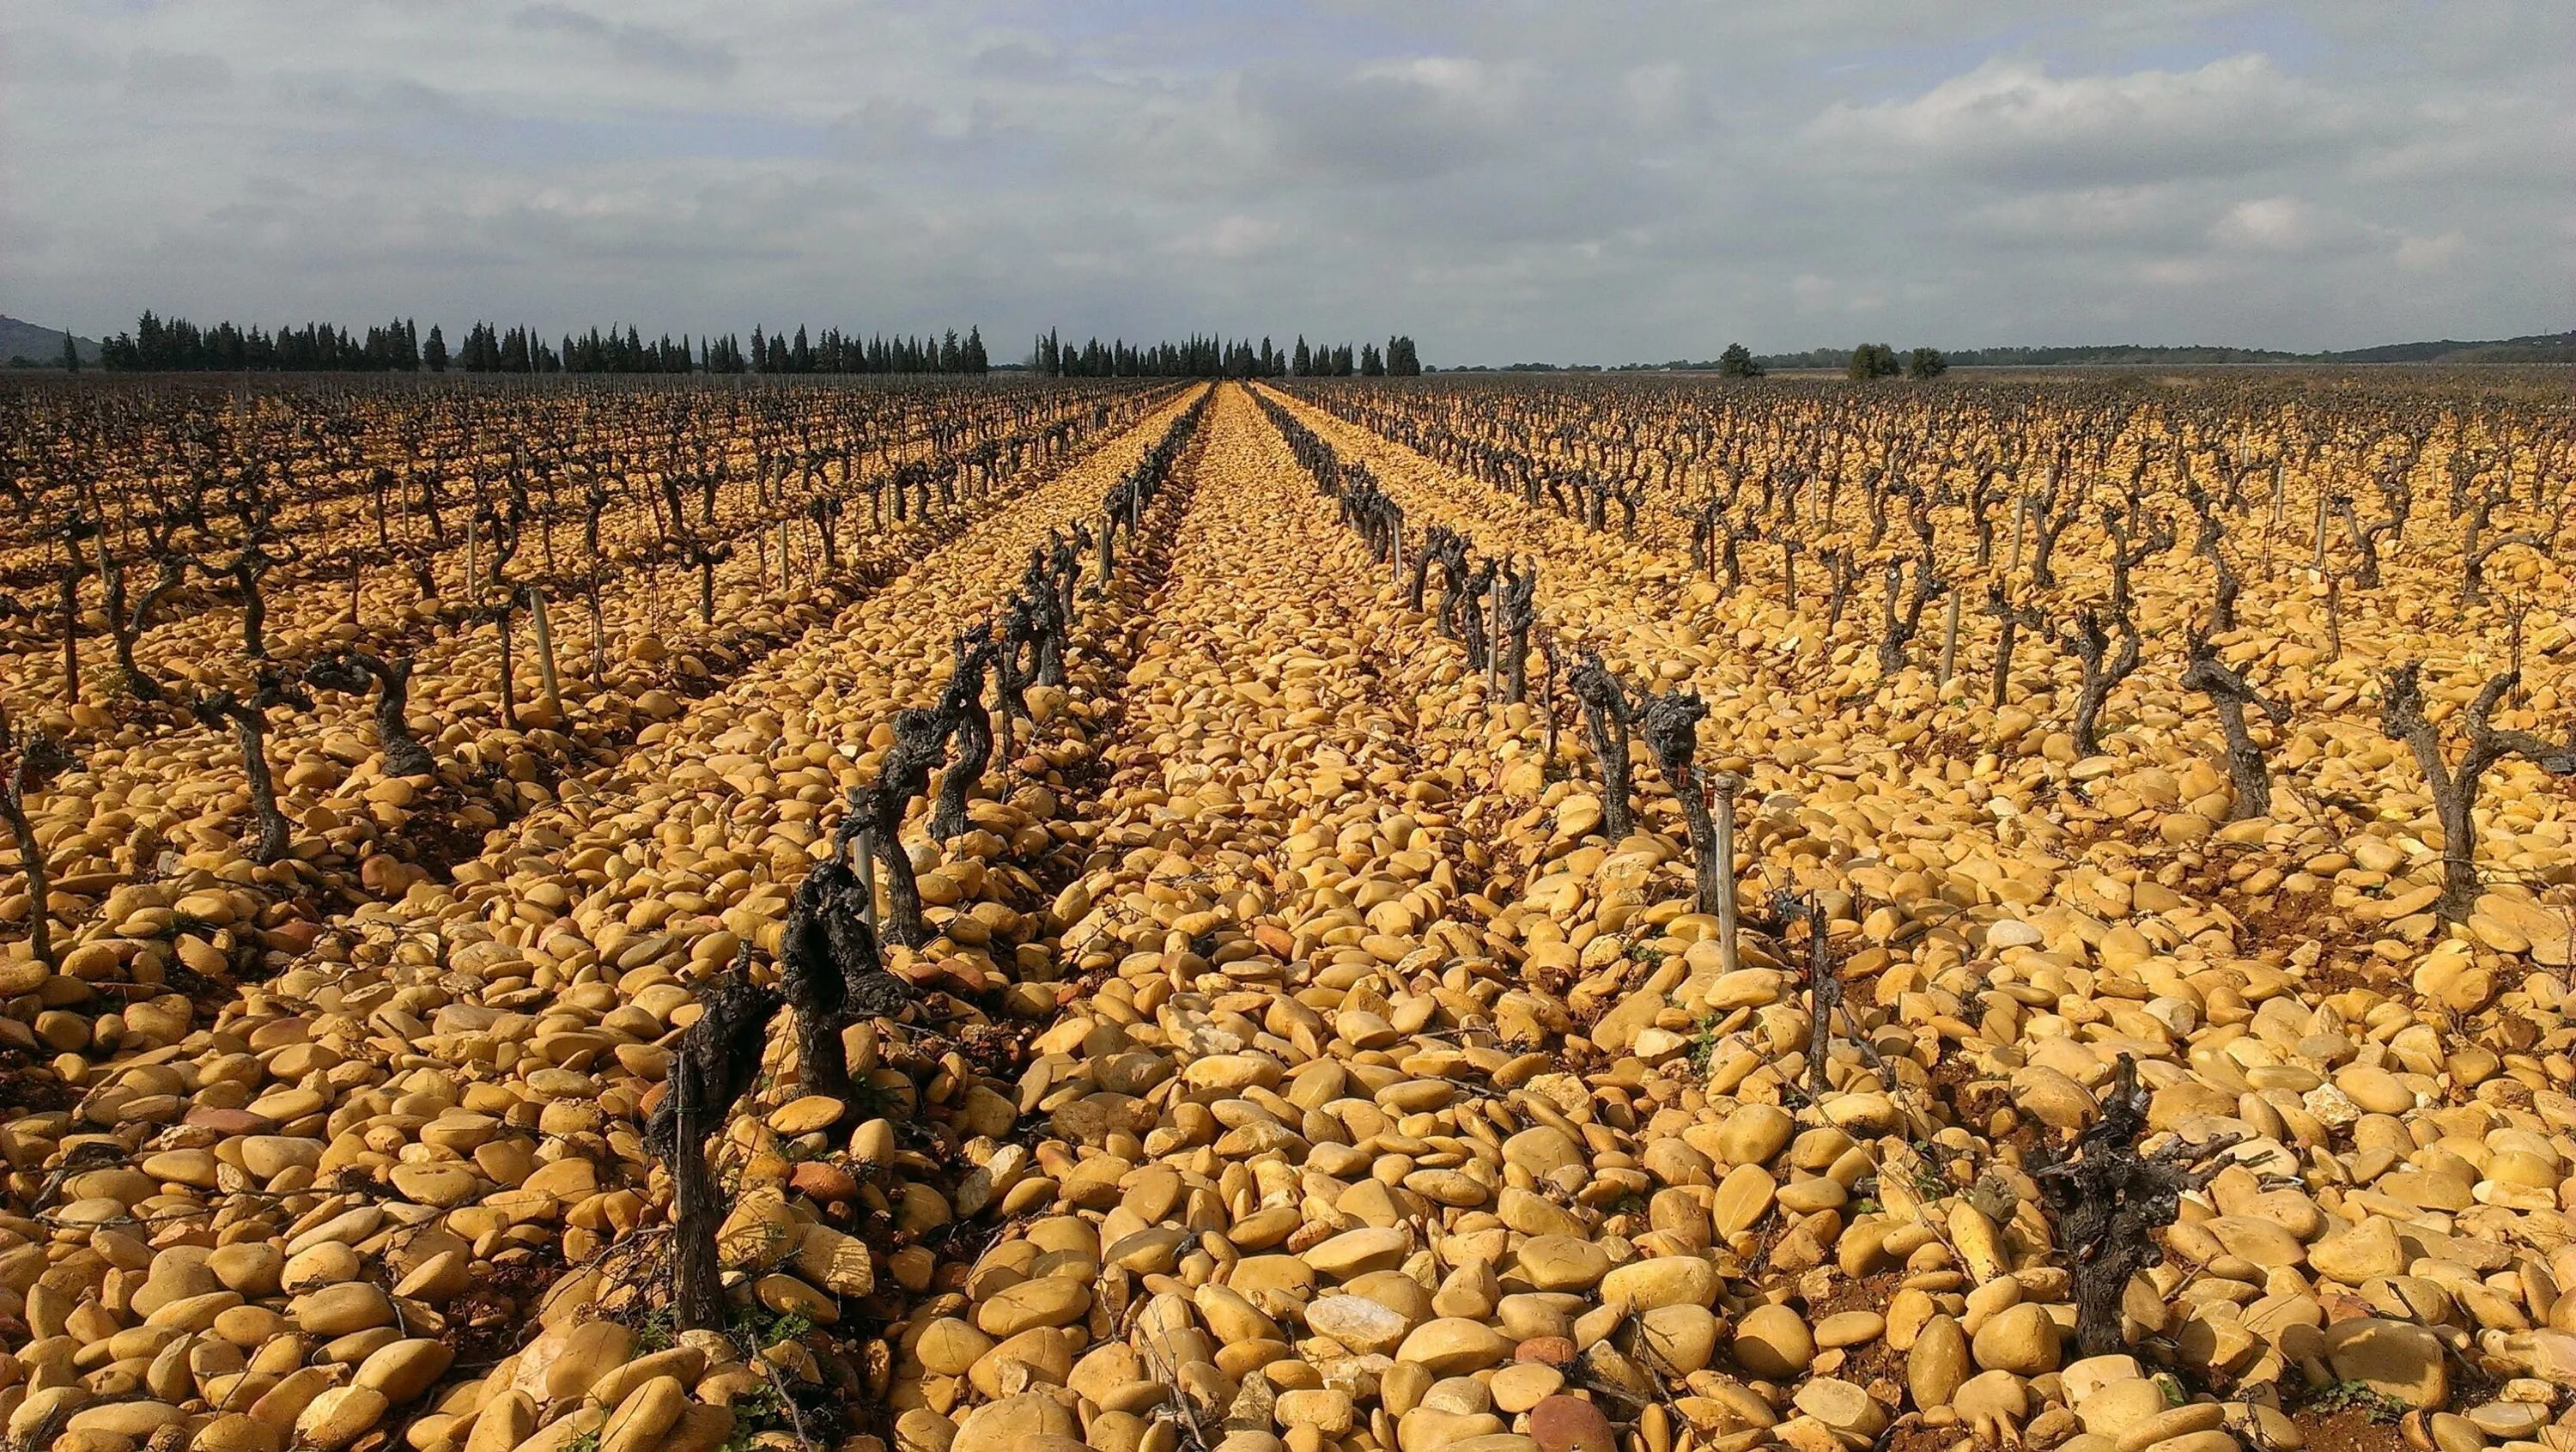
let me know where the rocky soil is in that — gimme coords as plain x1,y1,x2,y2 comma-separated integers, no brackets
3,376,2573,1452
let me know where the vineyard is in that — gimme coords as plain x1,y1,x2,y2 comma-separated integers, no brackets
2,369,2574,1452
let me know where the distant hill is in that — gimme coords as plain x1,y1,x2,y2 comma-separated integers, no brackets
0,316,102,368
2313,331,2576,364
1741,330,2576,372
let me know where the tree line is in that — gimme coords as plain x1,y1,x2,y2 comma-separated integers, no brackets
1032,331,1425,378
95,313,997,375
99,313,432,373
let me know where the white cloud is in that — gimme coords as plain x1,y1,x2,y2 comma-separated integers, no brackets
1166,215,1284,260
2210,197,2324,252
2395,231,2469,272
1807,54,2360,186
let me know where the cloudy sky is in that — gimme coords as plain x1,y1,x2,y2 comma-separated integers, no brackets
3,1,2567,362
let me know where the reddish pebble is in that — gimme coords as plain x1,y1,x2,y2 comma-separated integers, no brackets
791,1160,860,1204
1514,1336,1577,1366
1528,1394,1616,1452
260,920,324,952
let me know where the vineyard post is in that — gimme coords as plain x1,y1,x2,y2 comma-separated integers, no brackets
56,567,80,705
1097,512,1113,584
1487,574,1504,699
495,603,518,730
464,512,478,600
527,585,563,721
2007,495,2029,577
1392,519,1404,587
667,1040,696,1319
2312,490,2329,572
854,824,879,936
778,519,792,592
1938,590,1961,687
1709,773,1740,975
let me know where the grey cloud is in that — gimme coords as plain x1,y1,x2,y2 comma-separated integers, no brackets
513,3,738,80
1237,58,1533,187
124,46,232,97
1,0,2567,359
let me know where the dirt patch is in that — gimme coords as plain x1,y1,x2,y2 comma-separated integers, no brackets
1807,1270,1905,1320
1880,1415,1969,1452
404,772,507,878
0,1059,73,1114
2292,1407,2407,1452
2242,890,2397,996
442,1249,566,1372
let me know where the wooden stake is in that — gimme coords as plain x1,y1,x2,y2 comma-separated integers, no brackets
854,825,879,934
1709,772,1741,975
1938,590,1962,686
528,586,563,721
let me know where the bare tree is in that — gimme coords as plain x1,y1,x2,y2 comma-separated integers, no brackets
1876,556,1946,676
1637,690,1724,915
2460,486,2544,605
2330,470,2412,588
929,627,999,843
192,669,313,865
2379,663,2576,920
2057,604,2142,756
2026,468,2081,588
304,650,435,777
2100,502,2174,617
643,951,781,1329
1820,546,1861,629
1496,562,1537,704
1569,650,1637,841
0,708,74,971
218,476,301,661
1984,584,2045,711
775,854,906,1114
848,707,948,948
2034,1056,2237,1358
2193,513,2239,635
2181,629,2291,821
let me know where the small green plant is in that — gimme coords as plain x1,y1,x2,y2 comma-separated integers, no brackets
562,1431,602,1452
840,1076,894,1122
1846,1176,1880,1218
726,1298,815,1353
720,1381,793,1452
630,1304,677,1354
2300,1381,2409,1424
1686,1013,1723,1074
765,1309,815,1347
